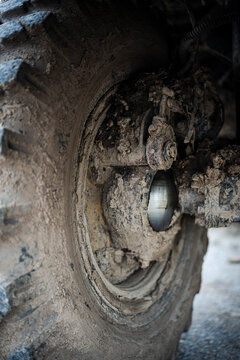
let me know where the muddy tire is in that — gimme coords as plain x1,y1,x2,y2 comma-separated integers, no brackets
0,1,208,359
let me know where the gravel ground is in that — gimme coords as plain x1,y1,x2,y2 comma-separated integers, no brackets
176,224,240,360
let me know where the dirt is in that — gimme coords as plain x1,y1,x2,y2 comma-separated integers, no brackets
177,145,240,228
176,224,240,360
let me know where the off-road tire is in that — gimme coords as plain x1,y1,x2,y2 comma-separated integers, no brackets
0,1,208,359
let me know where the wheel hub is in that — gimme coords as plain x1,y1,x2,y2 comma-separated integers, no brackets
77,68,224,297
102,167,180,268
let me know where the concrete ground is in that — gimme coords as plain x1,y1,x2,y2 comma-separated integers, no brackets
176,224,240,360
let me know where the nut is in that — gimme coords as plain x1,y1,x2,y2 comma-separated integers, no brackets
114,249,124,264
140,259,150,269
146,122,177,171
164,141,177,160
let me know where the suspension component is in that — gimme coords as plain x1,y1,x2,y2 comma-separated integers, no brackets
176,145,240,227
146,86,178,171
148,171,178,231
146,116,177,170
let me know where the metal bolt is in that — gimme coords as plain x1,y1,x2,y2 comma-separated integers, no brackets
164,141,177,159
114,249,124,264
148,124,156,134
140,259,150,269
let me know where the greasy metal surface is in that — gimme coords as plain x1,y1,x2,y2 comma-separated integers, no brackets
146,86,177,171
148,171,178,231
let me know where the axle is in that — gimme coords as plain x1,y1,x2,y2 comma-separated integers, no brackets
176,145,240,227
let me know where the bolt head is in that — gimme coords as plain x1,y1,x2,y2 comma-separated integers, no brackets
114,249,124,264
140,259,150,268
164,141,177,159
148,124,156,134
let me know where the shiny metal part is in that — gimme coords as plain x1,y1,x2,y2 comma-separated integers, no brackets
148,172,178,231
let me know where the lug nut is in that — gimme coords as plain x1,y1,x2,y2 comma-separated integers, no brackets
148,124,157,134
164,141,177,159
140,259,150,269
146,119,177,171
114,249,124,264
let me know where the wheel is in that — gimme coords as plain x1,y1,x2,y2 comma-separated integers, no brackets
0,1,208,359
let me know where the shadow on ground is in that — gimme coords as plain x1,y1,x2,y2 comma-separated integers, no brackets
176,224,240,360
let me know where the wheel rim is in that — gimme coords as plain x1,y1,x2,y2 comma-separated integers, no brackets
73,79,187,318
